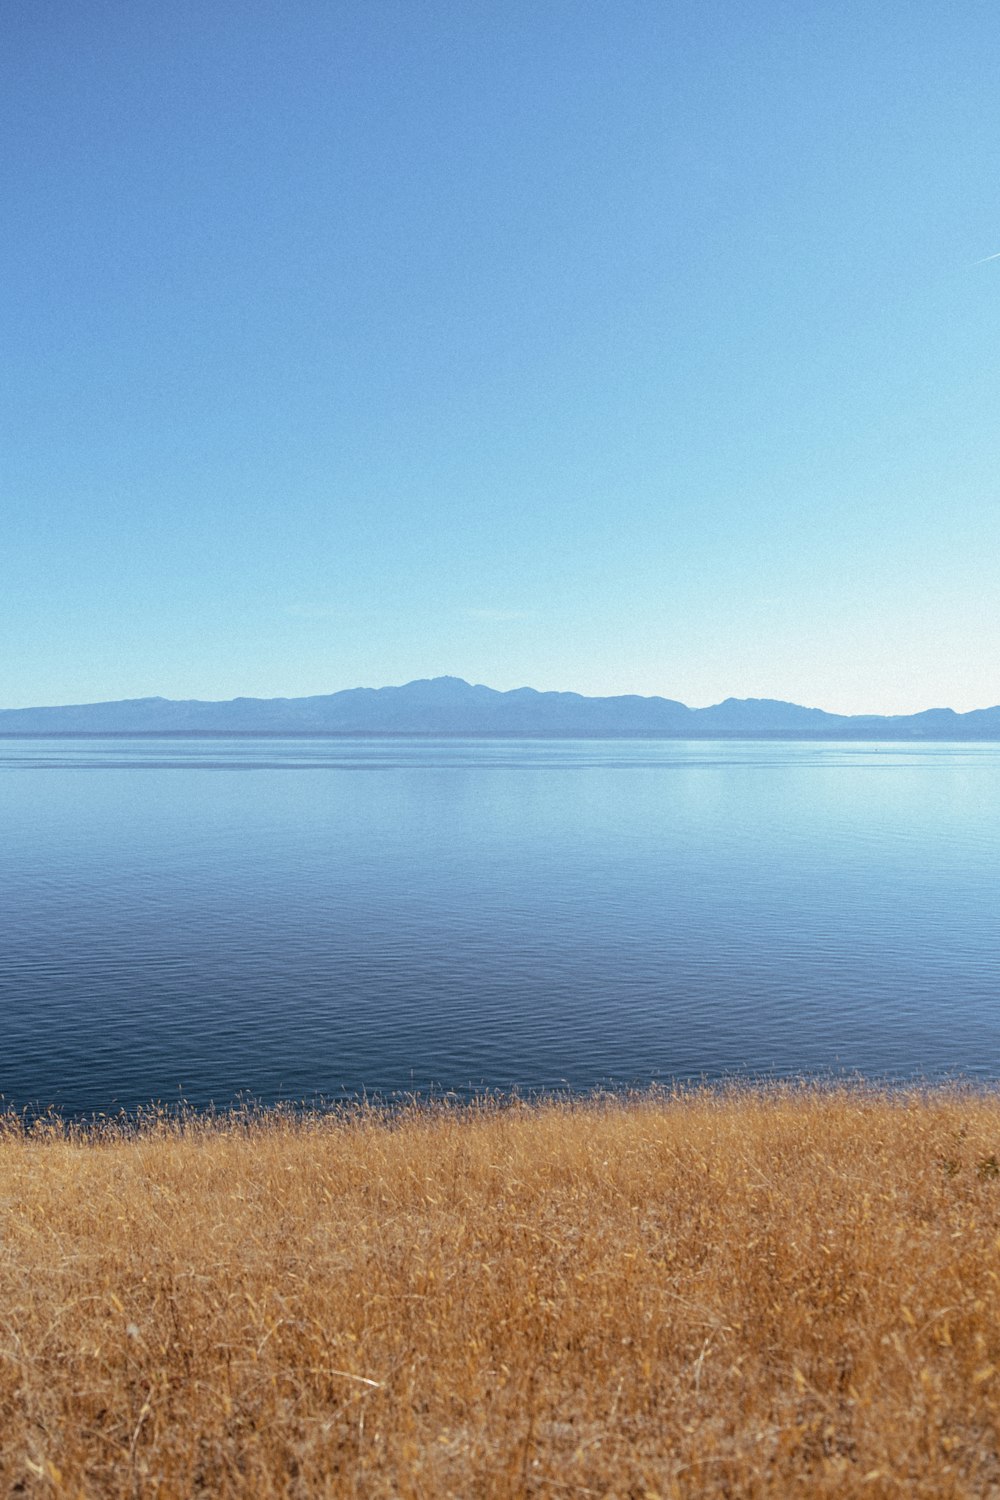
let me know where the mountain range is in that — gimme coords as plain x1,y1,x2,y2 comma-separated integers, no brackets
2,677,1000,738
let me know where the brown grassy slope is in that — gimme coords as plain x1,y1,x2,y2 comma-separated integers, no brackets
2,1090,1000,1497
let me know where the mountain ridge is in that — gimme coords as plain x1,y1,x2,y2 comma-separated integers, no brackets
2,677,1000,738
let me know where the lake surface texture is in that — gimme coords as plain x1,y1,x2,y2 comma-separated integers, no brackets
2,737,998,1115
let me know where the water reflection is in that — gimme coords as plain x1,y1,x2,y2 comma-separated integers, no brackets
0,737,998,1115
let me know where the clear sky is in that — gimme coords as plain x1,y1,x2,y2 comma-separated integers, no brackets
3,1,999,714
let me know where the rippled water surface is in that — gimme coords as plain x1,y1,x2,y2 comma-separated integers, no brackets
2,736,998,1114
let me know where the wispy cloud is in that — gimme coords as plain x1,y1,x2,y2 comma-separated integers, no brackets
463,608,534,623
285,603,371,622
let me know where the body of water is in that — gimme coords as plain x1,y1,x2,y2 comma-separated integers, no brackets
1,736,998,1114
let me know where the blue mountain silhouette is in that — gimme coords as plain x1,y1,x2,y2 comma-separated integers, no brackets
2,678,1000,737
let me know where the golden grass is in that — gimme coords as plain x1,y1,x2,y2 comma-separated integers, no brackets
3,1087,1000,1497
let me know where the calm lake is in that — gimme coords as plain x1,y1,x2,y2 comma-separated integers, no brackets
1,736,998,1115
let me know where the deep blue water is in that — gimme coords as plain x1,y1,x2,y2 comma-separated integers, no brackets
1,736,998,1115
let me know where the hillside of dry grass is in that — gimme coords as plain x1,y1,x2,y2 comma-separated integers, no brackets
3,1088,1000,1496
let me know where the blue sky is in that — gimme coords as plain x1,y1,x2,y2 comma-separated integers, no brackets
3,1,999,713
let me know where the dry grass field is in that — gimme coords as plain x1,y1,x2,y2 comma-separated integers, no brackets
3,1087,1000,1497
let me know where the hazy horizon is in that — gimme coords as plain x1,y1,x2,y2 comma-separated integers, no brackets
3,673,1000,720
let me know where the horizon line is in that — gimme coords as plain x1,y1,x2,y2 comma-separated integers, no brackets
2,676,999,721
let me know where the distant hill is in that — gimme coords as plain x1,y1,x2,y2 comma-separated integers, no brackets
2,677,1000,738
